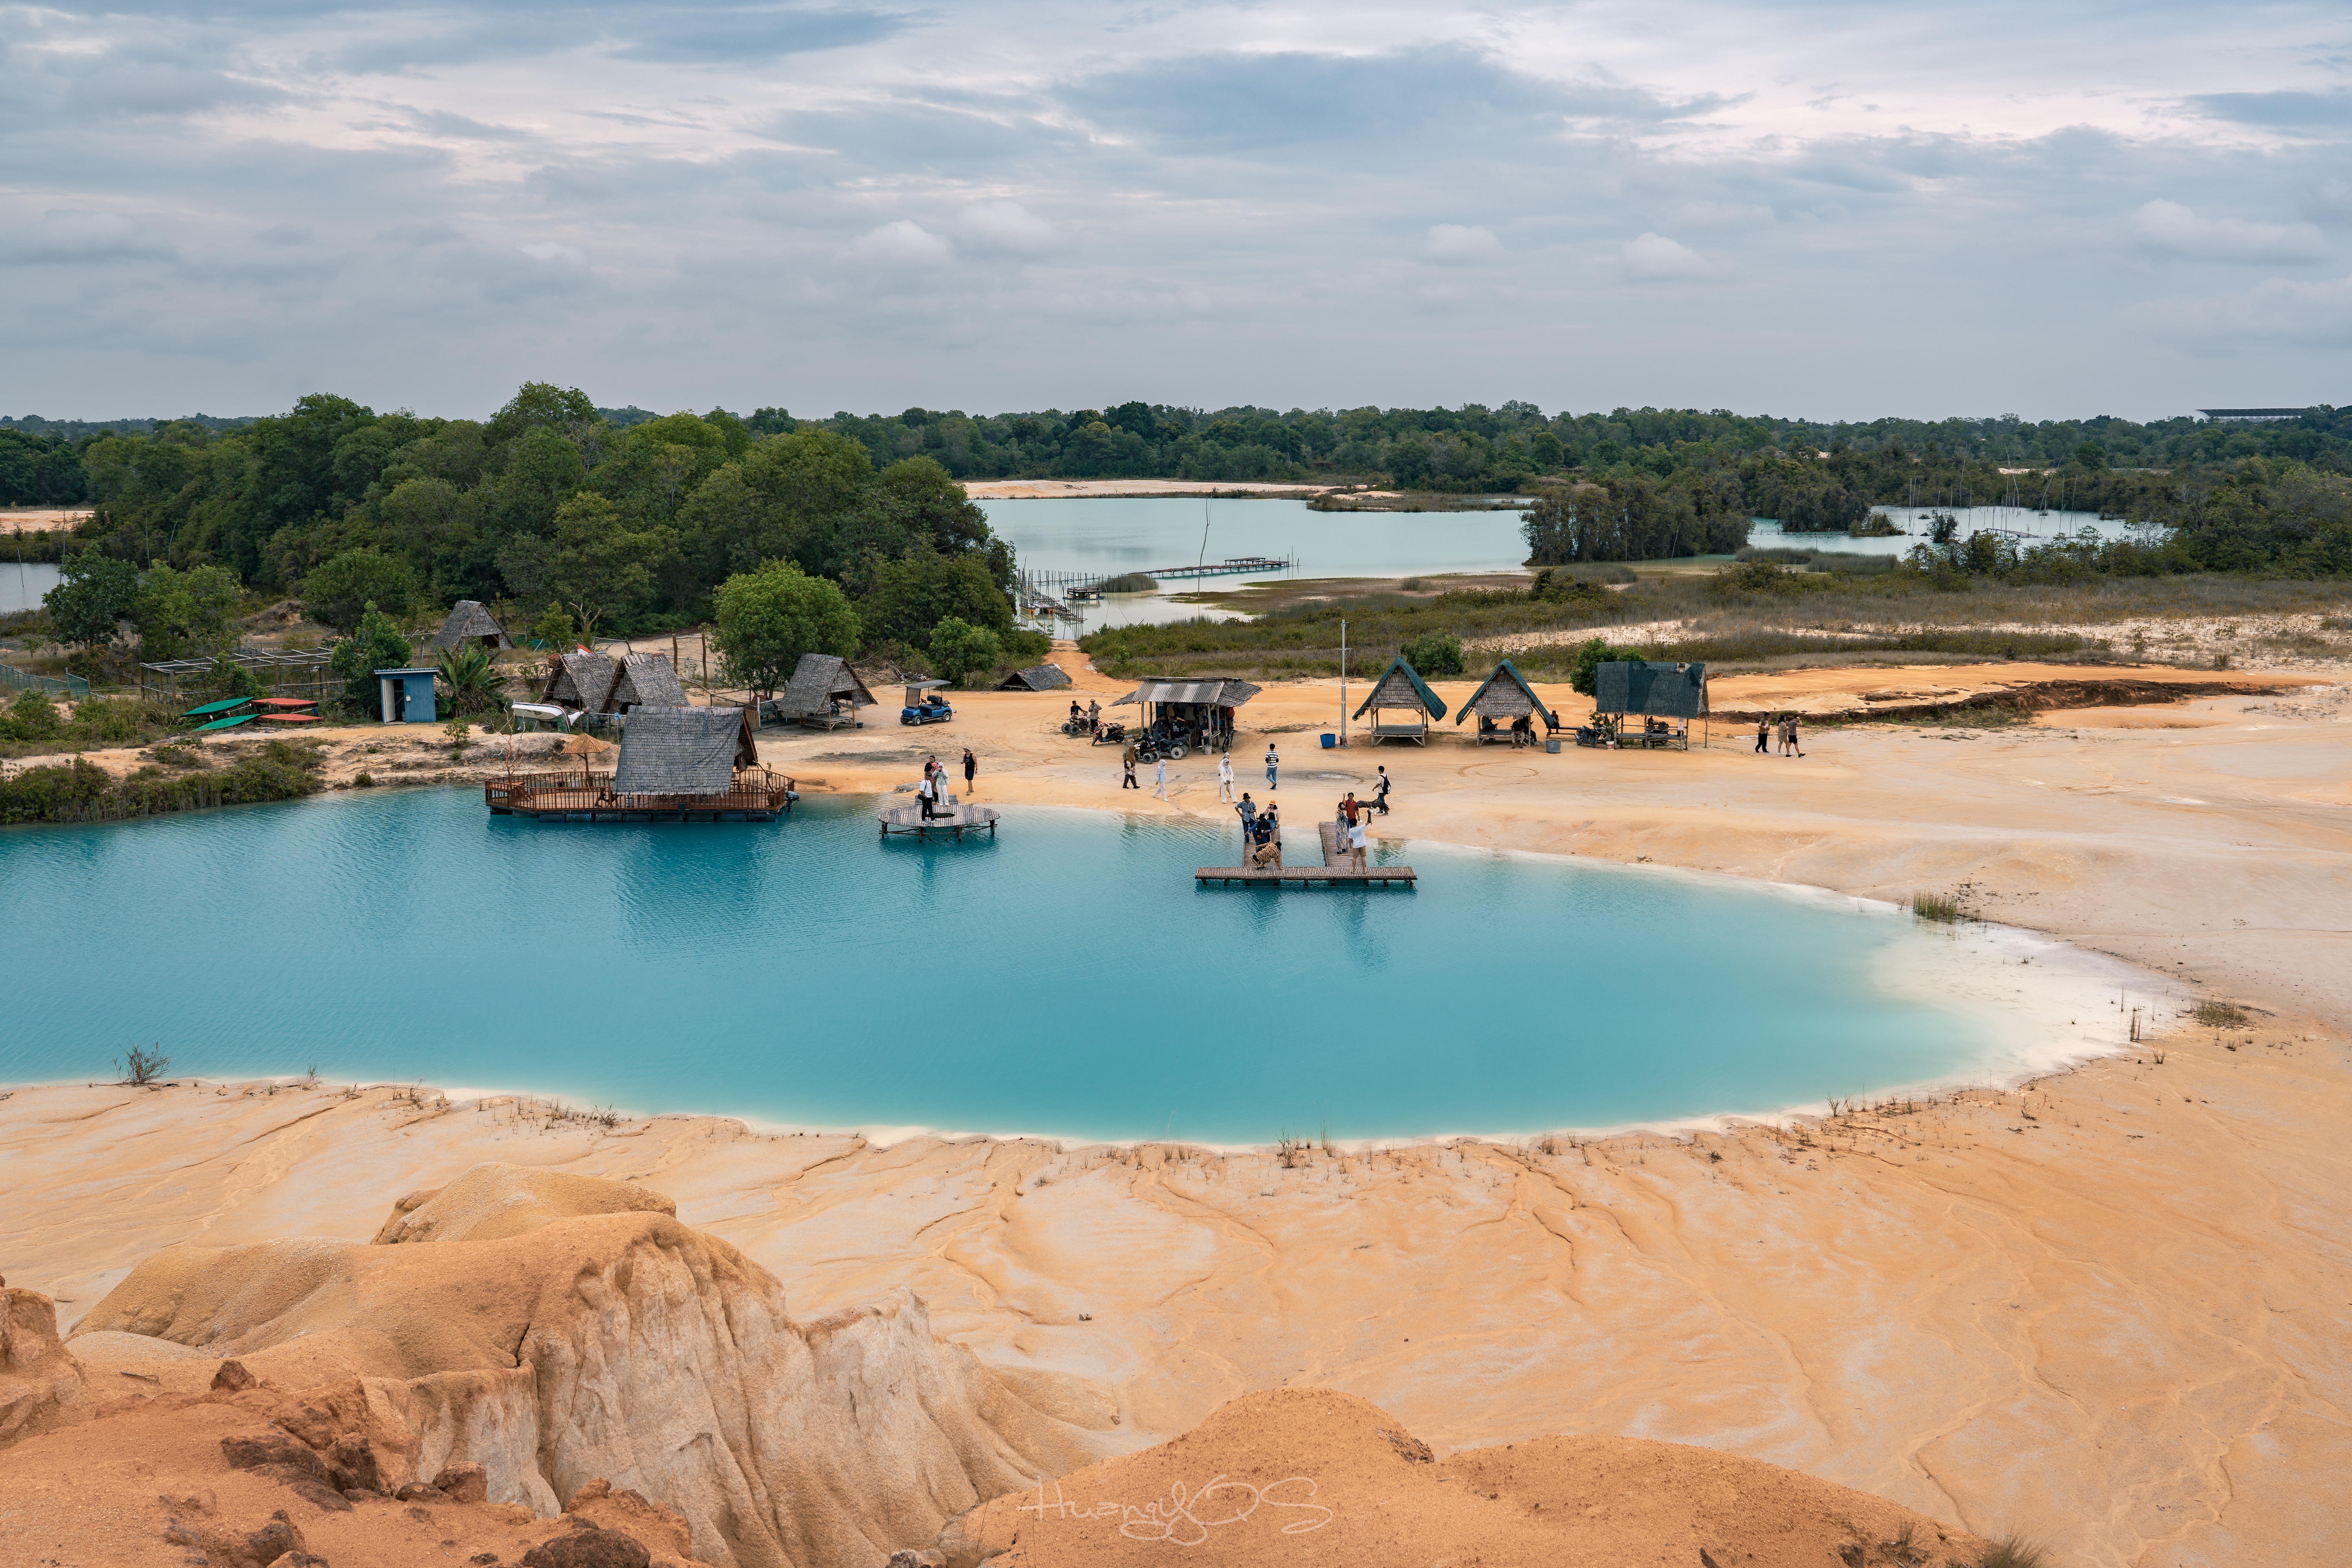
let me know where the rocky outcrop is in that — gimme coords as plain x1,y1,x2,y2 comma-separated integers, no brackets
0,1288,88,1446
374,1163,678,1245
75,1171,1106,1568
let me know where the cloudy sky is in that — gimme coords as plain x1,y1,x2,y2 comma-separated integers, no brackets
4,0,2348,421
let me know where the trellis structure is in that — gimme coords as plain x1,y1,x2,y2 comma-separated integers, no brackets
138,647,338,707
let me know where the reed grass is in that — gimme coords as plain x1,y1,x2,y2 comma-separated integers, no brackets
2192,999,2249,1028
1911,891,1965,924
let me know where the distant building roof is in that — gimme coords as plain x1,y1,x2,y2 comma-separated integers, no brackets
432,600,510,650
997,664,1074,691
612,706,756,796
1110,679,1262,708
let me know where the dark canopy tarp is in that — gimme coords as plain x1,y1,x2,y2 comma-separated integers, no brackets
1352,656,1447,721
1594,661,1708,719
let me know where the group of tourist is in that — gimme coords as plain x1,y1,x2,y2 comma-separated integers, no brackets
1235,793,1283,868
1754,715,1805,757
916,749,978,818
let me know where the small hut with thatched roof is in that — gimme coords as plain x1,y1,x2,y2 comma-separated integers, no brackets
996,663,1073,692
612,706,759,800
541,651,618,713
1454,659,1559,746
432,600,512,652
1351,656,1447,745
774,653,877,730
608,652,687,712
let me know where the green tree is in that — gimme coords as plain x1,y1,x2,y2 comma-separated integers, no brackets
677,428,876,584
2073,441,2109,471
1401,632,1464,677
927,616,1002,685
328,603,417,718
530,601,578,651
857,547,1014,647
301,547,419,634
1568,635,1642,696
495,493,677,643
43,553,142,654
133,564,243,661
710,560,861,699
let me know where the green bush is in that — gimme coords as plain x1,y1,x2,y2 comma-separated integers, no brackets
1567,635,1642,695
927,616,1003,684
1400,632,1464,677
0,690,64,744
1,741,323,824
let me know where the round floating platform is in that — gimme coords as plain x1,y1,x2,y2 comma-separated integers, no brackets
878,802,1000,839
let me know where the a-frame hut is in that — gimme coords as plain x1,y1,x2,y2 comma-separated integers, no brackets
775,653,877,729
432,600,511,652
541,651,617,712
1454,659,1559,745
607,652,688,712
996,663,1073,692
1351,656,1446,745
611,706,758,801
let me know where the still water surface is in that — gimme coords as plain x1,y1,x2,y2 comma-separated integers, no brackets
1,790,1993,1142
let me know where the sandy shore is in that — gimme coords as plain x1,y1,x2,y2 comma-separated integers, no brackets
4,652,2349,1566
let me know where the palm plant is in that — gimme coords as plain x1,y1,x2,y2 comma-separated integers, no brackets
435,643,506,716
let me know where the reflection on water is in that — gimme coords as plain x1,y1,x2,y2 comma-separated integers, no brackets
0,561,60,614
0,790,1995,1143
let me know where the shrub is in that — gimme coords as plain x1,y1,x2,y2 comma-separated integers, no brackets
327,604,414,719
928,616,1003,685
0,690,63,744
1567,635,1642,695
1401,632,1464,676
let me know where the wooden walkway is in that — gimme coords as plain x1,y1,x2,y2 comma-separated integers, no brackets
1196,819,1416,887
879,800,999,840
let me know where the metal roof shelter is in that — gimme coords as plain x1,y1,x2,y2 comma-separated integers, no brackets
541,652,618,712
1594,661,1708,720
1455,660,1559,742
1108,678,1262,709
432,600,511,651
608,652,687,711
997,664,1073,692
611,706,758,797
1351,657,1446,745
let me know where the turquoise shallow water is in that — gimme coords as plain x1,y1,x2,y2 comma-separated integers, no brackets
1,791,1988,1142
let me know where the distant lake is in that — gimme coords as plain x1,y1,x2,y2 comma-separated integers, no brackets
0,561,58,614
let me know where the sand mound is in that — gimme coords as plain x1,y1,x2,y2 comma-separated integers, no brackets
65,1204,1106,1568
1,1289,89,1445
373,1161,677,1244
929,1388,1992,1568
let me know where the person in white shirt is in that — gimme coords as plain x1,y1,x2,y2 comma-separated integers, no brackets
1263,744,1278,792
1348,818,1369,870
1216,751,1235,802
1152,754,1168,799
917,772,936,820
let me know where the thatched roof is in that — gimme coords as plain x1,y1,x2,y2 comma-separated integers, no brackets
541,652,616,711
608,652,687,711
1595,661,1708,719
1110,678,1263,708
777,653,877,715
612,706,755,796
1352,657,1446,721
1455,660,1553,724
997,664,1074,691
432,600,510,650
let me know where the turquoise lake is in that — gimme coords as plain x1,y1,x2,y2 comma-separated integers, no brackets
1,791,1992,1143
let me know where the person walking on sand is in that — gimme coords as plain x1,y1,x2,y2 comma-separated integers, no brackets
1373,766,1391,816
1787,715,1804,757
1264,743,1279,792
1755,717,1769,755
1152,753,1168,800
1121,744,1139,789
962,747,976,796
1217,749,1234,802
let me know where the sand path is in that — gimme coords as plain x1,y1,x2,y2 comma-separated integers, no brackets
4,655,2350,1566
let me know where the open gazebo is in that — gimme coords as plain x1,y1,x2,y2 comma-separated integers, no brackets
1455,659,1560,746
1590,661,1708,749
771,653,877,731
1351,656,1446,745
1108,677,1261,754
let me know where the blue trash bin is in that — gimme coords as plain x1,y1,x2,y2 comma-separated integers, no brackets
1320,733,1336,748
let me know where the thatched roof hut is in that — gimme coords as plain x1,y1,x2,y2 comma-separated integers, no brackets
777,653,877,717
611,706,757,797
1455,660,1556,728
608,652,687,711
432,600,511,651
1351,656,1446,744
997,664,1073,692
1595,661,1708,719
541,652,617,711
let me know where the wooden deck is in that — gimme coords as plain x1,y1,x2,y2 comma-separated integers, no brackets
879,800,999,839
1196,819,1416,887
486,768,796,822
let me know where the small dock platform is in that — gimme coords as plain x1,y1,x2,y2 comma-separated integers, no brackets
1196,819,1415,887
879,800,999,840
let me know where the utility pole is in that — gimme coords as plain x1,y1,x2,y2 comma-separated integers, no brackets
1339,619,1348,747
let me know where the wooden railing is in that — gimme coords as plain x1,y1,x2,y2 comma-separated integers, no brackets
486,766,794,813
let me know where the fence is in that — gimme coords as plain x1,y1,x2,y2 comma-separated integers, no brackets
0,662,91,698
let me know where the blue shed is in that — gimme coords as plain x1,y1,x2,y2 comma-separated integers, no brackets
375,667,438,724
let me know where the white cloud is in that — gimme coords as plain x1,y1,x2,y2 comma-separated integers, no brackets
956,202,1065,260
1619,232,1710,281
0,209,176,265
1422,224,1503,264
846,220,953,270
2131,200,2323,263
2122,272,2352,347
517,241,587,266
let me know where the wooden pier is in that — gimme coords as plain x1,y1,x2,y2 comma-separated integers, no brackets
485,768,795,822
1196,819,1416,887
879,800,1000,840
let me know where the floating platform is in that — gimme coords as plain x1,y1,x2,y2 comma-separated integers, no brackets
879,801,999,840
1196,820,1415,887
485,771,795,823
